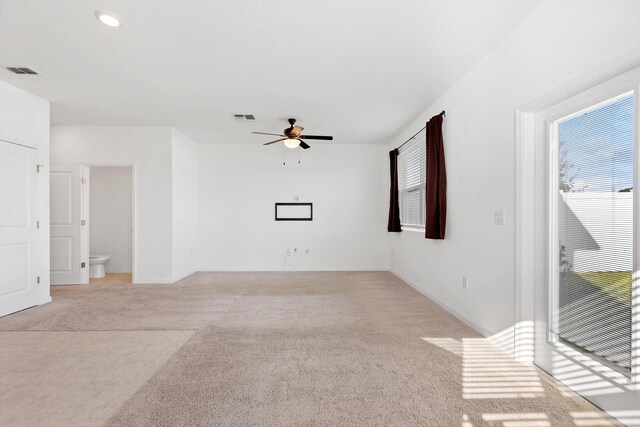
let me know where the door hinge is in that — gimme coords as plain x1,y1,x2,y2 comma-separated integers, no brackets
81,178,87,184
81,262,86,268
37,220,40,229
81,219,86,226
37,276,40,284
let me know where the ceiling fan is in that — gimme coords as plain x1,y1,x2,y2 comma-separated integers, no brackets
253,118,333,149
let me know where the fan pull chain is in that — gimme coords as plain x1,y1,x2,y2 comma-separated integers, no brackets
282,144,286,165
298,147,301,164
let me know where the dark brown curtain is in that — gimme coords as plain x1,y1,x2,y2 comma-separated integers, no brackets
425,114,446,239
387,149,402,232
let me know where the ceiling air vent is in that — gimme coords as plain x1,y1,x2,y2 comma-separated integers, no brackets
233,114,256,122
6,67,39,75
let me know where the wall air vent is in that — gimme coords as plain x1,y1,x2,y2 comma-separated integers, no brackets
233,114,256,121
6,67,39,75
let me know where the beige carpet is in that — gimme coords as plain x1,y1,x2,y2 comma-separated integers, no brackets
0,272,617,426
0,330,195,426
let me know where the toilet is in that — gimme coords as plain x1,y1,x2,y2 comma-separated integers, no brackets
89,255,110,279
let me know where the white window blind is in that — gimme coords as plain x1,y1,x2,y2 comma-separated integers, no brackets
398,135,426,227
553,92,634,373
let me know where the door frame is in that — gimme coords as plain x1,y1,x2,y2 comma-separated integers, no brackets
81,162,137,284
515,64,640,423
81,165,90,284
38,148,51,304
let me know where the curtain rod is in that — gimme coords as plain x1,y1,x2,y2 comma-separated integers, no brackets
396,110,445,151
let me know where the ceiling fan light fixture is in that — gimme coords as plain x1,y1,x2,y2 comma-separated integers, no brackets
283,138,300,149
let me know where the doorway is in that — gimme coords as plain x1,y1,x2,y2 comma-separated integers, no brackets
50,164,135,285
87,166,133,285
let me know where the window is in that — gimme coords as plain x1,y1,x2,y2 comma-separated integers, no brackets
551,91,634,373
398,134,426,228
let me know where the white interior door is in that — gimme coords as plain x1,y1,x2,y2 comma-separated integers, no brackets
50,165,86,285
533,76,640,425
0,140,39,317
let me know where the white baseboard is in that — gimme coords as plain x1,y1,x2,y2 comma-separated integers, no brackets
136,269,388,283
390,270,493,338
196,267,390,272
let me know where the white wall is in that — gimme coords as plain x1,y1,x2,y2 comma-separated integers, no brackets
89,166,132,273
171,129,198,281
50,126,173,283
0,81,50,305
198,143,389,271
0,81,49,149
388,0,640,337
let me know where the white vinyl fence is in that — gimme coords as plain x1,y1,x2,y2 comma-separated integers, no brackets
559,192,632,273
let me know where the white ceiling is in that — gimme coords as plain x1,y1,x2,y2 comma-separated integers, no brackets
0,0,540,144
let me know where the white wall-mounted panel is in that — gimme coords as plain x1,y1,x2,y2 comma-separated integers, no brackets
276,204,312,220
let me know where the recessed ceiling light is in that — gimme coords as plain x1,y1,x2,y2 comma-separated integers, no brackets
95,10,121,27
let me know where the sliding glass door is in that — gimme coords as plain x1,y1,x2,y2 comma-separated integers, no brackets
552,92,634,375
534,74,640,425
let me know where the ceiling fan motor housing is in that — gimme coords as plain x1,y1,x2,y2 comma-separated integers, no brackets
284,118,296,136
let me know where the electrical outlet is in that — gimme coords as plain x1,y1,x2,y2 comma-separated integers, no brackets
494,211,505,226
286,248,291,256
462,277,468,290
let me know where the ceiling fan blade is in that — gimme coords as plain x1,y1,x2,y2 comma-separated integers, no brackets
298,140,310,149
263,137,287,146
253,131,285,137
290,126,304,137
299,135,333,140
